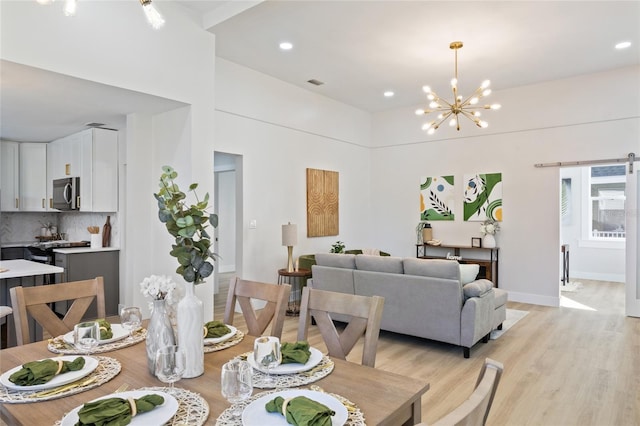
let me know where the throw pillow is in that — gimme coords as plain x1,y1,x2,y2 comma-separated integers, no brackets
459,263,480,284
463,279,494,298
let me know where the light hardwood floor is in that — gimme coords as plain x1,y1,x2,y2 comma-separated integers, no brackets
214,276,639,425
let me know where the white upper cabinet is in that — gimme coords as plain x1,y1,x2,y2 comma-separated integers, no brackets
1,141,20,211
49,128,118,212
19,143,48,211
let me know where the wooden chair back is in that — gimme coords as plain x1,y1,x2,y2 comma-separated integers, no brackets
429,358,504,426
223,277,291,339
297,287,384,367
9,277,106,346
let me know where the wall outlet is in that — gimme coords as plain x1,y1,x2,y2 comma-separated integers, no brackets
249,219,257,229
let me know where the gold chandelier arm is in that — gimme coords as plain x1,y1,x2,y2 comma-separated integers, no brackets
432,111,453,130
459,110,483,127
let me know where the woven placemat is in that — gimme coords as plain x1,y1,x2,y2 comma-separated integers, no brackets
215,387,365,425
203,330,244,353
236,354,334,389
0,356,121,404
48,329,147,355
52,386,209,426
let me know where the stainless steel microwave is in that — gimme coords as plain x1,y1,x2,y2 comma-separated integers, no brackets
52,177,80,210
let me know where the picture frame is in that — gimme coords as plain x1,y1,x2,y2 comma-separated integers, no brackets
471,237,482,248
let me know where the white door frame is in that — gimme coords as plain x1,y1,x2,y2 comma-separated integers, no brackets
625,158,639,317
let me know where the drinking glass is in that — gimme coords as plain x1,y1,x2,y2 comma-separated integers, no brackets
155,345,185,393
74,321,99,355
253,336,281,387
120,306,142,341
221,359,253,419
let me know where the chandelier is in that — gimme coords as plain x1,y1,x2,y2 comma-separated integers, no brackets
35,0,165,29
416,41,500,135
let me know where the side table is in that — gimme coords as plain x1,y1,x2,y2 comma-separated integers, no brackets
277,268,312,316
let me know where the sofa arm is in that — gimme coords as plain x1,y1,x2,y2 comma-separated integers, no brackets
460,289,494,349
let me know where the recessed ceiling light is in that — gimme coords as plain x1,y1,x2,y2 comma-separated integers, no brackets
615,41,631,49
279,42,293,50
384,91,395,97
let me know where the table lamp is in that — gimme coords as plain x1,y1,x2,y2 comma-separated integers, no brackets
282,222,298,272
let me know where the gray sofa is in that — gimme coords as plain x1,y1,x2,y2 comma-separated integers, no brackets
309,253,506,358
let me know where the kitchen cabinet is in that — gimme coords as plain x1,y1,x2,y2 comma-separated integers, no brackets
0,141,19,211
19,143,48,211
54,249,120,319
49,128,118,212
0,141,48,212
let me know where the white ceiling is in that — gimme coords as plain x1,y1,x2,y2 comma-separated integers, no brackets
1,0,638,142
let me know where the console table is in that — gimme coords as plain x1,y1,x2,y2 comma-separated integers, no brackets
416,244,499,287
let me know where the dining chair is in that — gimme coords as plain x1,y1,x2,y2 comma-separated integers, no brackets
297,287,385,367
223,277,291,339
426,358,504,426
9,276,106,345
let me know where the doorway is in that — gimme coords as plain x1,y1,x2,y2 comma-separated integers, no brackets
560,165,626,300
213,152,243,298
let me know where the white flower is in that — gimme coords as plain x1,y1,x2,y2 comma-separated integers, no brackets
140,274,176,300
480,219,500,236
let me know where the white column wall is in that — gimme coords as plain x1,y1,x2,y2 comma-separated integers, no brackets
371,66,640,306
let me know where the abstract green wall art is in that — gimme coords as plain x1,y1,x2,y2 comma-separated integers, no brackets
463,173,503,221
420,175,455,221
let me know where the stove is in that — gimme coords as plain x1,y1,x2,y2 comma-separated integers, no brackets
27,241,90,264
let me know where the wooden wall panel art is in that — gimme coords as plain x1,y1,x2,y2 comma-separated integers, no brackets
306,168,339,237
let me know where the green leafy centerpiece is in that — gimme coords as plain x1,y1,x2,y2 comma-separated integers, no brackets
154,166,218,378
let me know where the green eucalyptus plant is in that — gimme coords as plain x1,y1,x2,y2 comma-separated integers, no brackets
154,166,219,284
330,241,345,254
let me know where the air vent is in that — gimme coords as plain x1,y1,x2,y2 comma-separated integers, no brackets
307,79,324,86
84,122,106,128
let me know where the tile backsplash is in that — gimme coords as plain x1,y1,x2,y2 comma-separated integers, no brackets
0,212,119,246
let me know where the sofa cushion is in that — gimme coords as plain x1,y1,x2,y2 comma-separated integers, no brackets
463,279,494,298
314,253,356,269
355,255,404,274
459,263,480,284
403,258,460,280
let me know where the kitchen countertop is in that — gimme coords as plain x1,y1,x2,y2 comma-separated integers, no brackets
53,247,120,254
0,259,64,278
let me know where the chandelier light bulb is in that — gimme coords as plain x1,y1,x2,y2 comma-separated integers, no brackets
36,0,53,4
417,41,500,134
415,109,425,115
422,122,433,131
141,0,165,29
63,0,77,16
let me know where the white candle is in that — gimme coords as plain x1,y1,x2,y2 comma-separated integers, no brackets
295,258,299,271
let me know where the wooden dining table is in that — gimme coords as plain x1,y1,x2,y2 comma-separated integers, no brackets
0,328,429,425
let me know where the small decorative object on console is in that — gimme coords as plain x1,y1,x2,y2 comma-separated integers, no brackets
471,237,482,248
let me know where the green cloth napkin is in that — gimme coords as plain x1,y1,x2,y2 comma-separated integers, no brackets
203,320,231,338
281,341,311,365
9,357,86,386
74,394,165,426
97,319,113,340
265,395,335,426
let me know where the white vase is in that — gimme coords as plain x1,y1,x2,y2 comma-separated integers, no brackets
177,281,204,378
483,234,497,248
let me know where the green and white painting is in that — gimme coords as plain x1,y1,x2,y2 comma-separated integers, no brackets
420,175,455,221
463,173,503,221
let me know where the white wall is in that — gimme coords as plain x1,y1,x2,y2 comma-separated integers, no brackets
1,1,217,318
371,66,640,306
215,59,373,283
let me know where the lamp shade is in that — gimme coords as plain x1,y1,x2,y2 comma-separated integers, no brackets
282,223,298,246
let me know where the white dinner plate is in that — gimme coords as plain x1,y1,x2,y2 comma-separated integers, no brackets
0,356,99,391
63,323,130,345
60,390,178,426
204,324,237,345
247,347,323,375
242,389,348,426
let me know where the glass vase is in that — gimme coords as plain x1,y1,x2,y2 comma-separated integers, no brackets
177,280,204,378
146,298,176,376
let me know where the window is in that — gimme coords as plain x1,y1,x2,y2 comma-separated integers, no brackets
589,165,625,240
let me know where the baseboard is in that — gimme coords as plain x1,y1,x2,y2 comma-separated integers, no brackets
507,290,560,308
570,271,625,283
